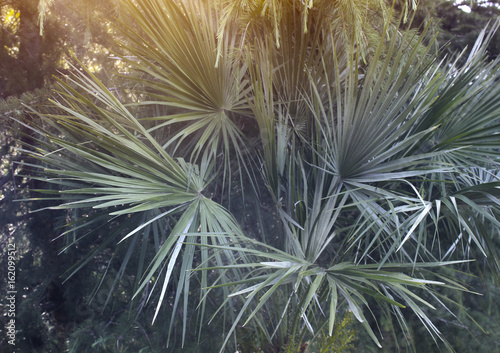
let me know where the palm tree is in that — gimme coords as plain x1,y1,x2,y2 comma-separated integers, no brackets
21,0,500,351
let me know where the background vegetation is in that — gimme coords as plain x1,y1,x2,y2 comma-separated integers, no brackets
1,1,500,352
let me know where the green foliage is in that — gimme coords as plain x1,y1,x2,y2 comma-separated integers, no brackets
8,0,500,352
315,312,356,353
436,0,500,61
234,312,356,353
0,0,121,98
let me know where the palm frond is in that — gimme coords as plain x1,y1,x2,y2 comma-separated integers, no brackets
116,0,253,198
21,1,500,351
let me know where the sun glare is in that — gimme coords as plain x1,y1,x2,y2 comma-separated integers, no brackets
458,4,472,12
